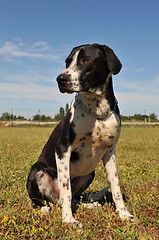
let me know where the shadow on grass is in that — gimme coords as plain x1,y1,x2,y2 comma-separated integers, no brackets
72,189,130,213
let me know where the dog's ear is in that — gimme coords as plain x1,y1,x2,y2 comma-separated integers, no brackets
101,45,122,75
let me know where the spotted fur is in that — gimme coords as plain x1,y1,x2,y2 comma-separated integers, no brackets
27,43,134,227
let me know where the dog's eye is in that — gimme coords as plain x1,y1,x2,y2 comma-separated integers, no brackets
81,59,89,64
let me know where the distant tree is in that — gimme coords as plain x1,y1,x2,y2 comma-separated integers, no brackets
32,114,41,121
10,114,13,120
133,114,142,120
46,116,53,121
1,112,11,120
54,106,65,121
32,113,53,121
54,115,59,121
11,114,17,120
0,112,28,121
120,115,130,121
60,107,65,118
149,113,158,121
131,114,149,121
41,115,47,121
120,113,159,122
17,115,26,120
65,103,69,115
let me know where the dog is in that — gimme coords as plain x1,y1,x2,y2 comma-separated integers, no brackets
27,43,134,227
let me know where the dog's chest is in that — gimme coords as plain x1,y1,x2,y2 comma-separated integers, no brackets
70,112,120,177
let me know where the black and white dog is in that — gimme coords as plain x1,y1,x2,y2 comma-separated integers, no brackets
27,43,134,227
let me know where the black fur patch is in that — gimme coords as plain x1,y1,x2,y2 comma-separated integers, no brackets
85,131,92,136
69,122,76,145
26,162,57,207
54,111,75,159
70,151,79,162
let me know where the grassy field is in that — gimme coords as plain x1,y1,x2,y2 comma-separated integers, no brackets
0,126,158,239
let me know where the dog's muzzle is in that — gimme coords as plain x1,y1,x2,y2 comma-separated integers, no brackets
56,74,73,93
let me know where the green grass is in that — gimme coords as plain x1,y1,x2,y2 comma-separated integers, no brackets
0,126,159,239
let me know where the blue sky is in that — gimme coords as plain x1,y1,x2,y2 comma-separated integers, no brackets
0,0,159,119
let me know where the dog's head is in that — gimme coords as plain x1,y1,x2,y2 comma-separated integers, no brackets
56,43,122,94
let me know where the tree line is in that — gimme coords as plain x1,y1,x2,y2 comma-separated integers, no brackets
120,113,158,122
0,105,158,122
0,103,70,122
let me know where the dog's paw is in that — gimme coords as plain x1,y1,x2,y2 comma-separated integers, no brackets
126,214,134,223
41,206,50,214
118,209,134,223
82,201,102,209
63,216,83,228
71,220,83,228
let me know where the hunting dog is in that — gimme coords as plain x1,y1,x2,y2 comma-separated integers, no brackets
27,43,134,227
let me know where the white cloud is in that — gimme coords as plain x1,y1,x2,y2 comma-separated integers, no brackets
116,91,159,106
116,74,159,108
30,41,52,51
0,82,73,103
1,79,158,107
154,75,159,82
134,68,144,73
0,40,62,62
119,73,159,94
0,71,54,84
122,81,159,93
0,39,158,119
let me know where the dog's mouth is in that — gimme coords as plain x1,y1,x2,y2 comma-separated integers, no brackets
59,87,75,94
58,84,90,94
57,83,76,94
56,74,78,94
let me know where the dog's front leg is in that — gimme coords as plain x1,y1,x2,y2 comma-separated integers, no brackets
55,148,82,227
102,150,134,222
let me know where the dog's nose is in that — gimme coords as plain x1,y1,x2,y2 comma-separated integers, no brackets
56,74,68,84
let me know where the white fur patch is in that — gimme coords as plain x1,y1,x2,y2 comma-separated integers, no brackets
41,206,50,214
62,51,81,92
55,146,77,224
36,171,52,198
103,152,134,222
82,202,102,209
36,170,59,205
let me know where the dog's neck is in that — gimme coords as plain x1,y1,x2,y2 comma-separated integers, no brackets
75,74,117,120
